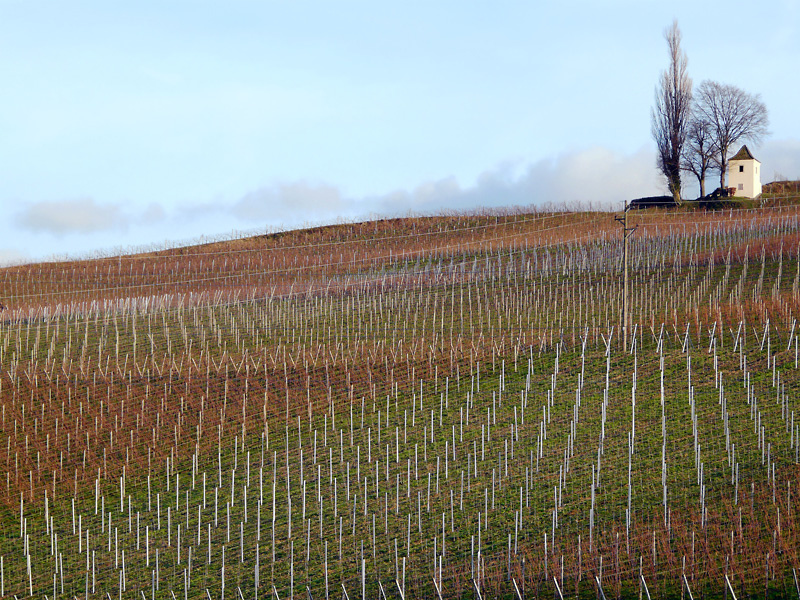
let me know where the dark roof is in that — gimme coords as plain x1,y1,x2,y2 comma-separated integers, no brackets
629,195,678,209
730,145,758,161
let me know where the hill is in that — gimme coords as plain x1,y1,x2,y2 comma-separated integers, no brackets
1,206,800,599
762,180,800,197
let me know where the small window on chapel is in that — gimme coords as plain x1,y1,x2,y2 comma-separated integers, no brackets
739,165,744,172
738,183,744,190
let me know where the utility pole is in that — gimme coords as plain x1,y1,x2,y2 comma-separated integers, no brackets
615,201,637,351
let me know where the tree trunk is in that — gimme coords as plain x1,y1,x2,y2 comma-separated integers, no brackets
695,174,706,198
668,172,682,204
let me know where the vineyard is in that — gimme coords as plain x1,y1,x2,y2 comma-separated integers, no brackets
1,205,800,599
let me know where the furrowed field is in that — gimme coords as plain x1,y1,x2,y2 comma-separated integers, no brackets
1,205,800,599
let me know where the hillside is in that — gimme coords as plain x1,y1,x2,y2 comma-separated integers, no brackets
1,205,800,599
762,180,800,198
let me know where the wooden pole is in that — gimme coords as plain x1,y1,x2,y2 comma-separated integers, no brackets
615,200,636,351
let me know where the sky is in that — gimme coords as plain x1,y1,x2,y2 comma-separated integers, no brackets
1,0,799,265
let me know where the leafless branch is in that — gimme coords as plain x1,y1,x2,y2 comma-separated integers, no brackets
694,80,769,189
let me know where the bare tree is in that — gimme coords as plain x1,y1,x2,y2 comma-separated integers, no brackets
682,115,716,197
651,20,692,203
694,80,769,189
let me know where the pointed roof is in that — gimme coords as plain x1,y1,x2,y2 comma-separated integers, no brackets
730,144,759,162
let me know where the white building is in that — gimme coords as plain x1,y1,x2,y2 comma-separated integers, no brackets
727,145,761,198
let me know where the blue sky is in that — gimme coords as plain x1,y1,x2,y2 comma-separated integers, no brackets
2,0,799,264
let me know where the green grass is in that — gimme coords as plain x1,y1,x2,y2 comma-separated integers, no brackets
2,330,798,599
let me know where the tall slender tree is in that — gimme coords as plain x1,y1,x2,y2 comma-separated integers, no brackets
651,20,692,203
694,80,769,189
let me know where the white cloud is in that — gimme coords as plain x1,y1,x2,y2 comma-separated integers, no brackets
526,147,661,206
231,182,346,222
0,248,30,267
1,146,677,261
757,138,800,181
364,146,662,216
14,197,168,236
223,146,664,227
139,202,167,225
16,198,126,235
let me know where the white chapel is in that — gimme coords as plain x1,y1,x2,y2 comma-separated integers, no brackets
727,145,761,198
